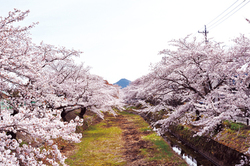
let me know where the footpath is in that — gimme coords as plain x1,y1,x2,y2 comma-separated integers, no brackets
63,111,187,166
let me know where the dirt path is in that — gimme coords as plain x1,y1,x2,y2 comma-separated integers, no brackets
115,114,154,165
65,111,187,166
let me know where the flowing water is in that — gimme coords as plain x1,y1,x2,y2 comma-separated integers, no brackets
162,132,250,166
139,112,249,165
163,133,216,166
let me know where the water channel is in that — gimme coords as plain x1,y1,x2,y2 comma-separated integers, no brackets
163,132,216,166
134,111,249,165
162,131,248,166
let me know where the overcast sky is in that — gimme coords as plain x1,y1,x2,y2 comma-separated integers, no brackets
1,0,250,83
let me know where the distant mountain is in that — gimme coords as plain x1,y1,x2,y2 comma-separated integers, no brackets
114,78,131,88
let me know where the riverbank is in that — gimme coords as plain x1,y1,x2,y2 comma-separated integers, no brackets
129,107,250,166
63,110,187,165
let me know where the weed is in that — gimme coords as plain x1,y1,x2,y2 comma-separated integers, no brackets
225,128,234,134
125,106,137,110
244,143,250,148
238,134,247,139
177,124,184,130
193,135,201,142
230,122,244,130
222,120,230,127
140,126,152,132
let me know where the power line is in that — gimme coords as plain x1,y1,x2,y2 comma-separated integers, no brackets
210,2,250,30
208,0,249,30
207,0,239,27
196,0,240,33
197,0,250,42
207,0,245,29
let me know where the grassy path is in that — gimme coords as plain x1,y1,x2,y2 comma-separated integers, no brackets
65,111,187,166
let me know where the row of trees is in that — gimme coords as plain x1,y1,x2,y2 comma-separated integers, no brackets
0,9,123,165
123,33,250,137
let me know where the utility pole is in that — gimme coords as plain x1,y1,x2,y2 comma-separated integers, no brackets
198,25,209,43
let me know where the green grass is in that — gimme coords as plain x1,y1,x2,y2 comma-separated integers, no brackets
142,133,173,159
65,111,187,166
119,111,149,129
223,120,245,131
141,133,187,165
65,122,126,166
139,126,152,132
230,122,244,130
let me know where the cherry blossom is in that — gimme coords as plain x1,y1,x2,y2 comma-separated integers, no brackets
0,9,123,165
124,34,250,137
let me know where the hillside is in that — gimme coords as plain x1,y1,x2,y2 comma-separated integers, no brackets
114,78,131,88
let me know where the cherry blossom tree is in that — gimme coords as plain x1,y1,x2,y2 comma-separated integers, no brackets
124,34,250,137
32,46,122,118
0,9,122,165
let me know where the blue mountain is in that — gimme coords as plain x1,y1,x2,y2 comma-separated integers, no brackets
114,78,131,88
